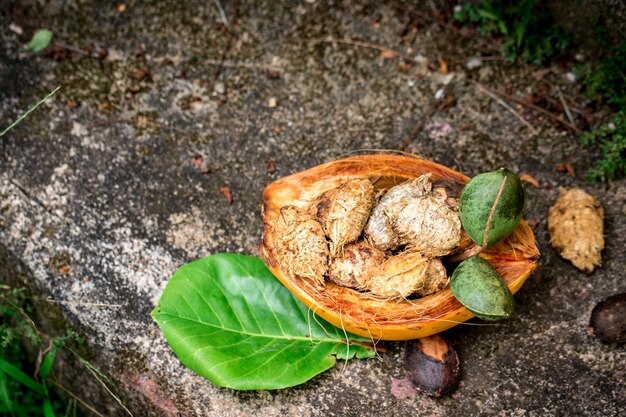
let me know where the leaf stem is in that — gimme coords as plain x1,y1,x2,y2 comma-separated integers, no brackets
446,245,482,263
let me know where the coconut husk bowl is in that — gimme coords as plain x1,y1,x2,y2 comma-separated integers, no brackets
260,154,540,340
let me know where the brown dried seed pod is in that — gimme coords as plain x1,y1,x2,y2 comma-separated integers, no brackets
386,196,461,256
548,188,604,273
314,179,375,257
273,205,328,287
364,251,448,300
328,241,386,288
405,334,461,398
364,174,432,251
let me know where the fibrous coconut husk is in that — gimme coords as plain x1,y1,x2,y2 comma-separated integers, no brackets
364,250,449,300
328,241,386,288
260,154,540,340
385,195,461,257
364,174,432,250
273,205,328,287
314,179,375,257
548,188,604,273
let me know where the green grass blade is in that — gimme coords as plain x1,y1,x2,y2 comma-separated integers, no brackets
0,358,45,394
0,404,43,413
40,345,58,380
0,86,61,138
0,371,14,415
43,399,56,417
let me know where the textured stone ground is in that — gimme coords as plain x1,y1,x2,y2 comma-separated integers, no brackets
1,1,624,416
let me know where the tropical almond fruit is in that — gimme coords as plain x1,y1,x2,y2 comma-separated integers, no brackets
260,155,540,340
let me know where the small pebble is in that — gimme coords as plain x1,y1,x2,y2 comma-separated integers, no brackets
9,23,23,35
268,97,277,108
466,57,482,70
214,82,226,94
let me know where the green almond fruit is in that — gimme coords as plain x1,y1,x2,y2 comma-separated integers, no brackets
450,256,514,321
459,168,526,247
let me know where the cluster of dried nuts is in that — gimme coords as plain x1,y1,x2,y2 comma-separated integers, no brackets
271,174,468,301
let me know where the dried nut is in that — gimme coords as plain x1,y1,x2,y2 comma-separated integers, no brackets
422,258,449,295
386,195,461,256
365,251,448,300
459,168,526,246
548,188,604,273
328,241,386,288
315,179,375,257
364,174,432,251
405,334,461,398
589,293,626,343
272,205,328,287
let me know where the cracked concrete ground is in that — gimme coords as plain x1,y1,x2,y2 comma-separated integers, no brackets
1,1,624,416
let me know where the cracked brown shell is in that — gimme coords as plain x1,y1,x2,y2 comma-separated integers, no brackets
260,155,540,340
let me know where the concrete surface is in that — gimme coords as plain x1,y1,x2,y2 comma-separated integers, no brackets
1,1,624,416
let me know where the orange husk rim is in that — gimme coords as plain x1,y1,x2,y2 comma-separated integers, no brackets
260,154,540,340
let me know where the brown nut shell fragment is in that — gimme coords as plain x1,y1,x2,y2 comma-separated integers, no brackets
315,179,375,257
548,188,604,273
364,174,432,251
328,241,386,288
386,196,461,256
405,334,461,398
432,178,465,211
364,251,448,300
273,205,328,287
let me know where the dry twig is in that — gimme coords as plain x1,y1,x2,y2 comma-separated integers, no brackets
212,0,230,27
204,59,282,71
473,82,539,135
307,37,418,64
557,87,577,129
495,89,581,133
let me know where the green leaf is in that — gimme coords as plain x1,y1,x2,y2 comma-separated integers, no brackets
152,254,375,390
0,358,45,394
516,0,537,47
26,29,53,53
